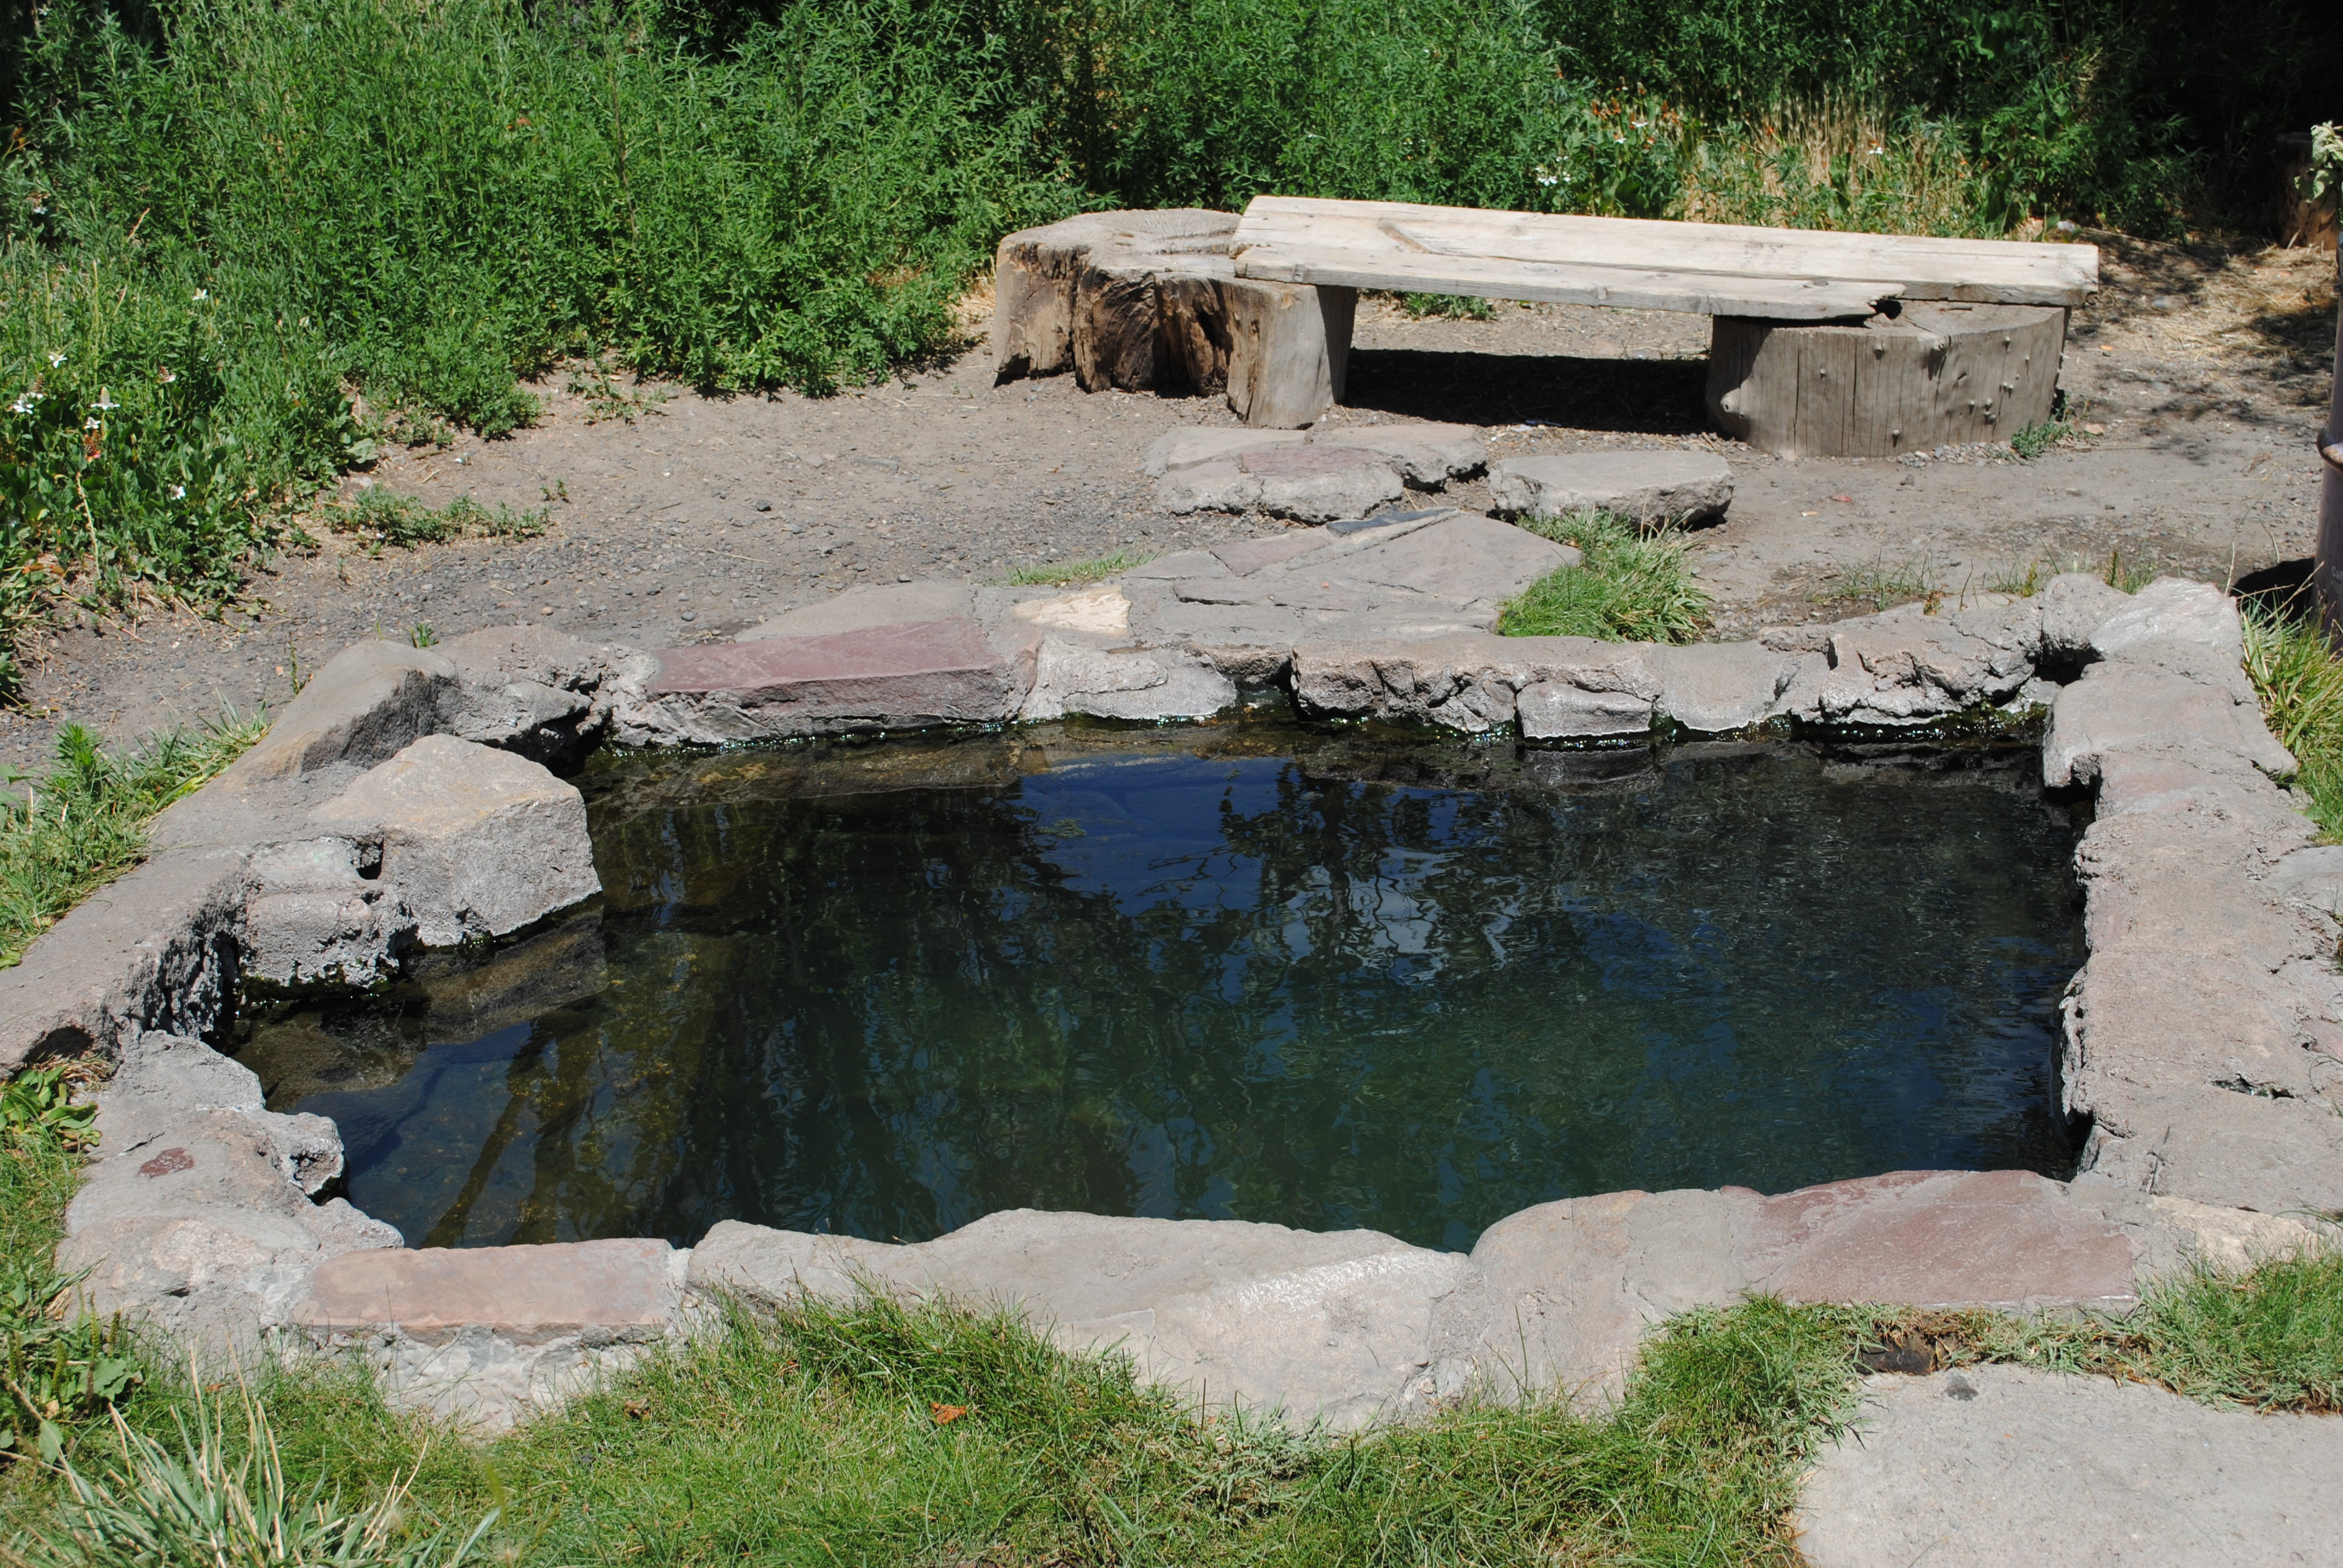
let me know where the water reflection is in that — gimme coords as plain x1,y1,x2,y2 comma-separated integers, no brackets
240,729,2085,1253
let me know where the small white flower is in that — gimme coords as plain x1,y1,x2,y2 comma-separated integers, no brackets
46,351,65,368
157,368,177,384
91,392,118,411
168,484,186,499
8,397,31,416
84,417,100,430
192,289,209,302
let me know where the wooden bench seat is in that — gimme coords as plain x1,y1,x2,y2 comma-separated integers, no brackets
1228,196,2098,317
991,198,2101,456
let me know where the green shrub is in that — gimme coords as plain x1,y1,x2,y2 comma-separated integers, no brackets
1501,509,1711,643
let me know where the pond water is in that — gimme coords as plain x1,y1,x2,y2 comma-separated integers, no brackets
237,724,2086,1254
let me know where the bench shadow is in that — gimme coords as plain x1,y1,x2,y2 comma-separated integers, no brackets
1340,348,1711,434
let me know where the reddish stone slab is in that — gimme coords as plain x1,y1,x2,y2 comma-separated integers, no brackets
1751,1170,2137,1312
643,617,1034,728
1240,445,1394,479
650,619,998,696
306,1238,675,1340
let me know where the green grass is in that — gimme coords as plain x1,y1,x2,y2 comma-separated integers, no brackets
2244,603,2343,838
1500,510,1712,642
1001,547,1151,587
0,713,267,969
1,1033,2338,1567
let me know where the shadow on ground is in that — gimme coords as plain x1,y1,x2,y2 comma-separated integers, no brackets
1343,350,1709,433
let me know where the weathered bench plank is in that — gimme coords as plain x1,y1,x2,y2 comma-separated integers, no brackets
1232,197,2098,315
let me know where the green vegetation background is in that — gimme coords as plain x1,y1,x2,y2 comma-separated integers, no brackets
0,0,2336,664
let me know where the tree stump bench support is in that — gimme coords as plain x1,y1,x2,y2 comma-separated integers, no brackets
992,198,2098,454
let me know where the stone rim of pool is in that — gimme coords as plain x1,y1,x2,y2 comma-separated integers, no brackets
23,561,2339,1434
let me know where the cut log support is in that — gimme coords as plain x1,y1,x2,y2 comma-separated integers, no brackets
1225,280,1356,429
991,209,1237,387
1706,302,2067,458
992,209,1350,426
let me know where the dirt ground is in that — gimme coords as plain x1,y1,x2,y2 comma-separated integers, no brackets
2,229,2333,777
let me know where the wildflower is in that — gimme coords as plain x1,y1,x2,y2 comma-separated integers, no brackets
85,416,103,430
46,350,65,368
1866,145,1885,157
168,485,186,500
157,368,177,385
192,289,209,302
91,391,119,411
8,396,32,416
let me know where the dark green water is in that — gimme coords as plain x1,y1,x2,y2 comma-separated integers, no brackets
238,725,2086,1253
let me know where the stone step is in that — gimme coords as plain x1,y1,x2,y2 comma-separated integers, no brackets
1794,1364,2343,1567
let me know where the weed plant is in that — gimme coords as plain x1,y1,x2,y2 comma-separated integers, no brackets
1502,510,1711,642
1002,547,1150,587
0,1067,136,1469
329,492,549,554
0,711,265,967
1817,557,1942,613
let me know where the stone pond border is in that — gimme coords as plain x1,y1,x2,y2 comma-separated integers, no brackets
10,543,2343,1431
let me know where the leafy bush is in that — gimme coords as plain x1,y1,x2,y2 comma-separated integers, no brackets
0,0,1078,642
1501,509,1712,643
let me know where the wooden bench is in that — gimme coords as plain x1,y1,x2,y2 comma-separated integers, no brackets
992,197,2100,456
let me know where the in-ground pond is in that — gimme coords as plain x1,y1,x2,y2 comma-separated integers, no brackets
238,725,2086,1254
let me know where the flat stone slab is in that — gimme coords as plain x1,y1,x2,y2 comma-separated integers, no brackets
620,616,1036,741
1794,1365,2343,1567
691,1209,1483,1431
1149,422,1486,520
306,1238,678,1342
1472,1171,2137,1402
650,618,1000,696
1485,450,1734,523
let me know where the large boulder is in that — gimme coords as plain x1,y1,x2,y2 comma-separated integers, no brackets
308,735,600,948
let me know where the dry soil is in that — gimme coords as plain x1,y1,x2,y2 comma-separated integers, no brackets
3,229,2333,777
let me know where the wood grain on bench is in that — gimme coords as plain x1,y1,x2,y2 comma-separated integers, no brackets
1231,197,2098,319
